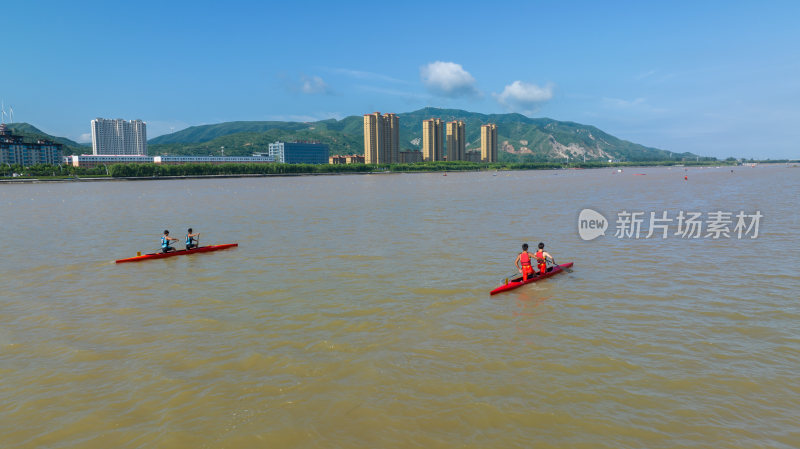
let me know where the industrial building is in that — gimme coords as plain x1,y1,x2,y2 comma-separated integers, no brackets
268,141,329,164
329,154,366,164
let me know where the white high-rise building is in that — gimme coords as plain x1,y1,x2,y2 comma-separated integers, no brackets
91,118,147,155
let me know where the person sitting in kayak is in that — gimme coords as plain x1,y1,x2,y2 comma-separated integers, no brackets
515,243,536,281
161,230,179,253
534,242,554,274
185,228,200,250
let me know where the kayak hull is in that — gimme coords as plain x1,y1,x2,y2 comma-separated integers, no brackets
115,243,238,263
490,262,573,295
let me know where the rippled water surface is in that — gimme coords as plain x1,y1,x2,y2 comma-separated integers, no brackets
1,165,799,448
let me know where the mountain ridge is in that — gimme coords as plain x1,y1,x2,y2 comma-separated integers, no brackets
5,108,701,162
148,108,697,161
4,123,88,155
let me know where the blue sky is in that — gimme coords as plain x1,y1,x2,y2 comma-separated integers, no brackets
2,0,799,158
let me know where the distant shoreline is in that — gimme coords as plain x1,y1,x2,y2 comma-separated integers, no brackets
0,171,388,183
0,161,767,184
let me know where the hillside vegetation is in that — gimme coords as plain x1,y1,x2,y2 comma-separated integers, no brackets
8,108,705,162
5,123,89,155
148,107,700,162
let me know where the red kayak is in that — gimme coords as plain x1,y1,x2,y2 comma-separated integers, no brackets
490,262,574,295
115,243,238,263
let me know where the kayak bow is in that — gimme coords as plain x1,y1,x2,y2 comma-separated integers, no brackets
115,243,238,263
490,262,573,295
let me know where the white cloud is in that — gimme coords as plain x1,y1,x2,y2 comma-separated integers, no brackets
495,81,554,112
357,85,427,100
420,61,478,97
603,97,646,108
301,75,330,95
601,97,667,114
325,67,407,84
635,69,658,81
77,133,92,143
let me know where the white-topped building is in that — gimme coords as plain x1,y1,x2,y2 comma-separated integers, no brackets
65,154,274,168
91,118,147,155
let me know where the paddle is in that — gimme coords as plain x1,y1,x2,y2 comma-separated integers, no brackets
162,234,179,252
501,269,526,285
502,263,544,284
550,257,572,273
187,234,200,250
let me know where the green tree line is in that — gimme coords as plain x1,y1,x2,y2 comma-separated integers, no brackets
1,163,109,177
2,159,739,179
105,159,735,178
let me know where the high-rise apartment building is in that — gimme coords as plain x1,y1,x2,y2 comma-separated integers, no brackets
481,124,498,162
422,118,443,161
0,124,63,166
446,120,465,161
363,113,382,164
363,112,399,164
383,113,399,164
91,118,147,155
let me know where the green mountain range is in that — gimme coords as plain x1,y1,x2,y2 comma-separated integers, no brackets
4,123,89,155
6,108,699,162
149,107,698,161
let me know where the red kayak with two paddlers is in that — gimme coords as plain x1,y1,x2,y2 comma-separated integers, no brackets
490,262,574,295
115,243,238,263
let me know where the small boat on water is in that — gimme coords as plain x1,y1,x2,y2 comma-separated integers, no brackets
116,244,238,263
490,262,574,295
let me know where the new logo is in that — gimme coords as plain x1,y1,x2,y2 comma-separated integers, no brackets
578,208,608,241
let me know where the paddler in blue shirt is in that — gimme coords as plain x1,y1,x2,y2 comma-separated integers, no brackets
185,228,200,250
161,230,179,253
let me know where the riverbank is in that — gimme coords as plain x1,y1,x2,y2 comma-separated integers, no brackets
2,160,746,183
0,171,383,183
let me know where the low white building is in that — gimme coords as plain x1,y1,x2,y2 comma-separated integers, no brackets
66,154,274,168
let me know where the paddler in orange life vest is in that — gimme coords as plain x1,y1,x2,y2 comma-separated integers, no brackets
515,243,536,281
534,242,554,275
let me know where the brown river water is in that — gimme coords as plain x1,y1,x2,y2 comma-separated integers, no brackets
1,165,798,448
